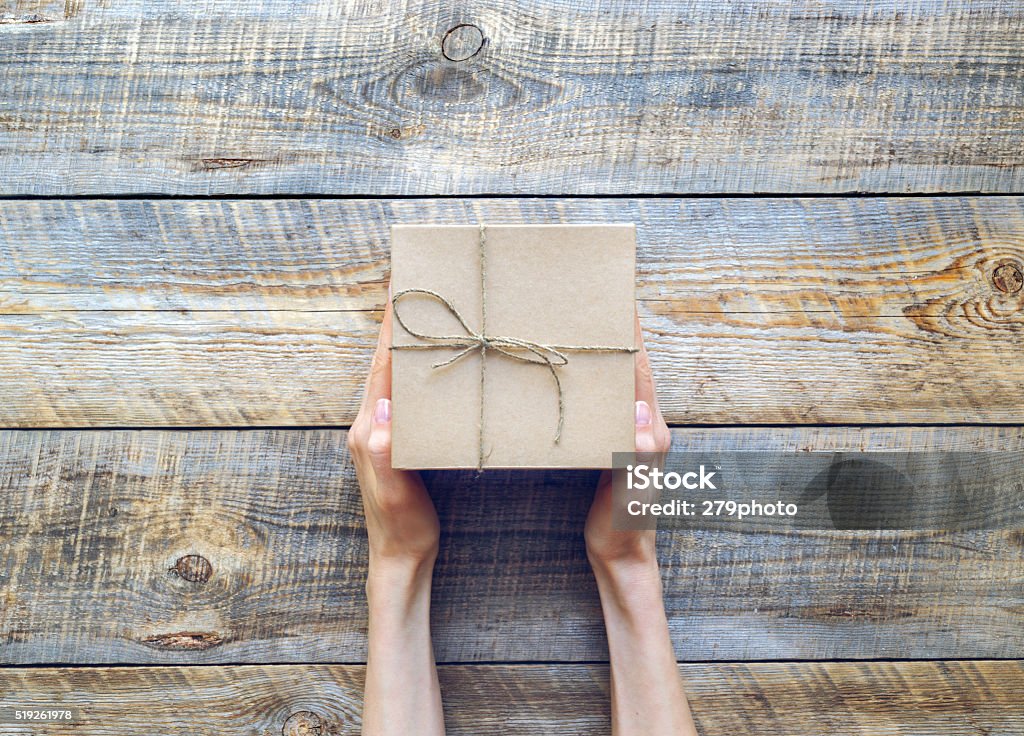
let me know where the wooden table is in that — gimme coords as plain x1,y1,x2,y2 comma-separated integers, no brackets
2,1,1023,733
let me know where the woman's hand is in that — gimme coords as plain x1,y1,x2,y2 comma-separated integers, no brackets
583,313,696,736
353,287,446,736
348,290,440,577
584,312,672,575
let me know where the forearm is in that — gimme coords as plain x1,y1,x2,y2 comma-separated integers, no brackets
592,558,697,736
363,561,445,736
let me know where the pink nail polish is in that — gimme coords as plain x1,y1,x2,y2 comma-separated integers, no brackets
635,400,652,427
374,398,392,423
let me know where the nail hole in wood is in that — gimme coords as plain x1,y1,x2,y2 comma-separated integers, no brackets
442,24,485,61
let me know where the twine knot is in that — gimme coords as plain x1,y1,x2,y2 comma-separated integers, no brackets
392,287,572,441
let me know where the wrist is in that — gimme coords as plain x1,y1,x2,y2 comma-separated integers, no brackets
584,527,658,580
366,553,436,602
588,540,659,580
591,555,664,608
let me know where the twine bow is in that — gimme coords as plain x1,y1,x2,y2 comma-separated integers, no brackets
391,224,636,469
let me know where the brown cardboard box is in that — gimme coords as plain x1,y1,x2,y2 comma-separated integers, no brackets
390,223,636,469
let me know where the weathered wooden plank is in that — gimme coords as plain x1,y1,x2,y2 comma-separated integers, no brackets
0,661,1021,735
2,198,1024,426
1,1,1022,194
2,427,1022,665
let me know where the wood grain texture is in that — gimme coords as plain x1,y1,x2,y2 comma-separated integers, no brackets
1,661,1022,735
1,0,1022,194
3,197,1024,426
2,427,1023,665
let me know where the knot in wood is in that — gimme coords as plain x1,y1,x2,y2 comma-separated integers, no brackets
141,631,224,651
282,711,324,736
171,554,213,583
992,262,1023,294
442,24,484,61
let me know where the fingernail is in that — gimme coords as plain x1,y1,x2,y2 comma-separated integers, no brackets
373,397,392,423
635,400,652,427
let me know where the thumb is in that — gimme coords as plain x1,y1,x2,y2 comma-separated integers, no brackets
634,400,659,454
366,397,393,468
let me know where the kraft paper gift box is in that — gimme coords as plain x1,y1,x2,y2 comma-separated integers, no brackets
390,223,636,469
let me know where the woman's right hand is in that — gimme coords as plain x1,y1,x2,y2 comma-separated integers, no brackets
355,290,446,736
348,288,440,575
